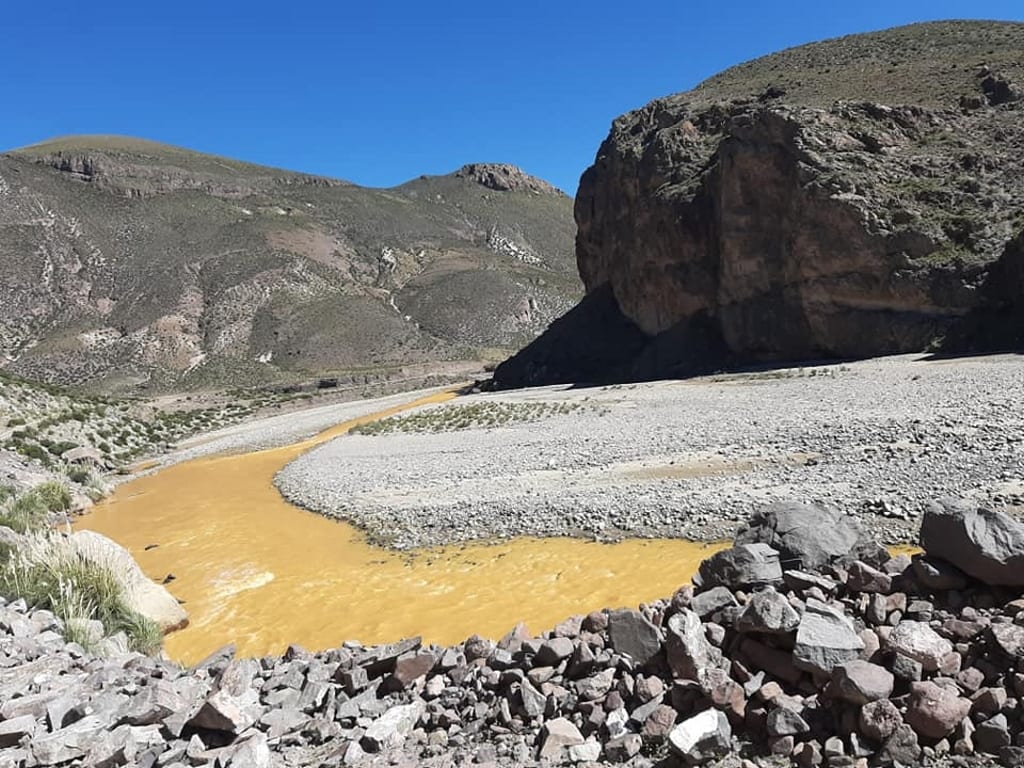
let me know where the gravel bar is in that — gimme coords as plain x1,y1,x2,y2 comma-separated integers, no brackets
274,354,1024,550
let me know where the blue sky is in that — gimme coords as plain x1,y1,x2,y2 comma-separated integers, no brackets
3,1,1022,193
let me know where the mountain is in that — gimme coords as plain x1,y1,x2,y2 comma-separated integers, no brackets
0,136,578,393
493,20,1024,388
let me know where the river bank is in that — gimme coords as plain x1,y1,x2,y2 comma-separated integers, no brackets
276,354,1024,550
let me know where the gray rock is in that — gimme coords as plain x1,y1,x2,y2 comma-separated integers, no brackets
360,700,426,752
690,586,738,618
877,724,921,765
224,732,271,768
767,707,810,737
30,715,107,765
736,501,886,571
666,609,725,685
604,733,643,762
990,623,1024,658
697,543,782,590
736,586,800,634
976,713,1012,754
538,717,585,760
0,714,36,748
667,708,732,764
831,660,894,704
793,599,864,676
535,636,575,666
568,740,602,763
921,498,1024,586
886,620,953,671
607,608,661,665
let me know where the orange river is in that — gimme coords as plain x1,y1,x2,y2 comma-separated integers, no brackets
79,388,728,665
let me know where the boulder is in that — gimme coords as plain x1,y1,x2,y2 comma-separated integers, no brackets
886,621,954,672
607,608,662,665
905,681,972,739
697,543,782,590
736,502,887,572
666,609,725,684
736,586,800,634
793,599,864,676
361,701,426,752
920,498,1024,586
69,530,188,632
831,660,894,704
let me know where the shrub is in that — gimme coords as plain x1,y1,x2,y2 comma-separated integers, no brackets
0,491,49,533
0,534,163,654
35,480,72,513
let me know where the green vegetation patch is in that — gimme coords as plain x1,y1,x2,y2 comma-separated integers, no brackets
350,400,587,436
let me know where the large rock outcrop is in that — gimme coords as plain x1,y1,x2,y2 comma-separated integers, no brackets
494,21,1024,388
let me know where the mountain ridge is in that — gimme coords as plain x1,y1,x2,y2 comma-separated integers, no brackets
0,136,578,393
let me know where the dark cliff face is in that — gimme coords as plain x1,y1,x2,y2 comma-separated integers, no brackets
494,21,1024,389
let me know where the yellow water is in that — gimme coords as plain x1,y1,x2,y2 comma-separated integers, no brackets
80,389,726,665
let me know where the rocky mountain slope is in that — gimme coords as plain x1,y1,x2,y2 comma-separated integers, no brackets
494,21,1024,388
0,137,578,393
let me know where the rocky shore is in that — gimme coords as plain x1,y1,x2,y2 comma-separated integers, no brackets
4,497,1024,767
276,354,1024,549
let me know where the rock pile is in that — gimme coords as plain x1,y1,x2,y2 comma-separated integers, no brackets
2,498,1024,767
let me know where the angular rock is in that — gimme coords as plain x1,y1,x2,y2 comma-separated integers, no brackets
990,623,1024,658
921,498,1024,586
906,681,972,740
736,501,886,571
736,586,800,634
568,740,602,763
887,621,954,671
768,707,810,737
794,599,864,676
847,561,892,593
697,543,783,590
859,699,903,743
607,608,661,665
831,660,894,704
538,717,585,760
536,636,575,666
0,714,35,748
360,701,426,752
877,725,921,765
605,733,642,762
690,586,739,618
642,704,678,742
666,609,725,684
668,708,732,764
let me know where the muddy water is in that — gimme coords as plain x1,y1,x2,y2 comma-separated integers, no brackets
81,390,726,665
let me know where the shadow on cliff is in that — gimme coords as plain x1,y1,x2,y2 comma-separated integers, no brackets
488,269,1022,391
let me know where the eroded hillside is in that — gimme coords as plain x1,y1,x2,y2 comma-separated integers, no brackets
0,138,578,393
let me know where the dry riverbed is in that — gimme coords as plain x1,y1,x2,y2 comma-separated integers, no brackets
276,354,1024,548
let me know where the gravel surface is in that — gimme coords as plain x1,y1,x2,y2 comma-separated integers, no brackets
141,386,456,472
276,354,1024,549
